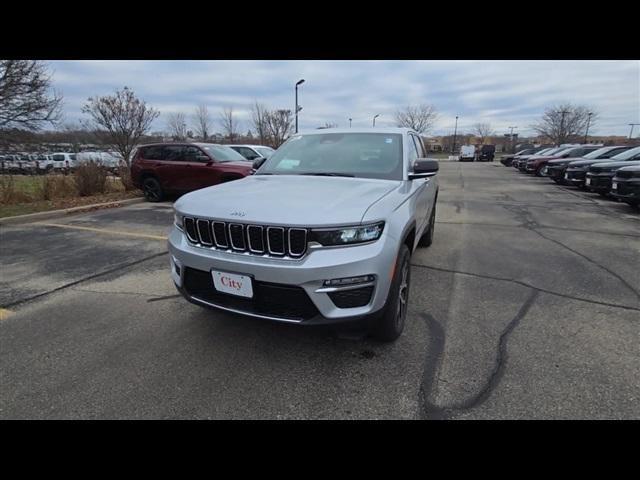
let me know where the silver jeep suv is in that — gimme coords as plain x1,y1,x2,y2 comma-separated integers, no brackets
168,128,439,341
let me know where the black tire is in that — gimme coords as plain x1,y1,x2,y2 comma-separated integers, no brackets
418,204,436,247
142,176,164,202
371,244,412,342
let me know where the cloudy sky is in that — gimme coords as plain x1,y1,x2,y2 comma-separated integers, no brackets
49,60,640,137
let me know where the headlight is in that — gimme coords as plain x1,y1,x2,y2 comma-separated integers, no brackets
174,213,183,231
311,222,384,246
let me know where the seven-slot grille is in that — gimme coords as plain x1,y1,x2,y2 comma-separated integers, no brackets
183,217,307,258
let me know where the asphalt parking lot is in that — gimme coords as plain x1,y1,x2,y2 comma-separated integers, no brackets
1,162,639,419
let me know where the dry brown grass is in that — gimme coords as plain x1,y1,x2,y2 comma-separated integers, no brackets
117,165,137,191
74,162,108,197
36,175,75,201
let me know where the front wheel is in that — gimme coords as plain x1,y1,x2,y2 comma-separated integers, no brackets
371,244,411,342
142,177,164,202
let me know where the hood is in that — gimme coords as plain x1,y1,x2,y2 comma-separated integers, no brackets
548,156,586,166
174,174,401,226
528,154,561,161
221,160,254,168
589,160,640,172
568,158,619,168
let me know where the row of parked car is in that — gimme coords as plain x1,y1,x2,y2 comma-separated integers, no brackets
0,144,276,178
500,144,640,209
0,152,78,174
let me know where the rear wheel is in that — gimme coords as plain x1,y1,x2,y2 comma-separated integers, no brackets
371,245,411,342
142,177,163,202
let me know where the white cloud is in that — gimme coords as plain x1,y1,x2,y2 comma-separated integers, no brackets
49,60,640,137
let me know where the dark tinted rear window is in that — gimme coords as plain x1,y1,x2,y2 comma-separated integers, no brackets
141,146,165,160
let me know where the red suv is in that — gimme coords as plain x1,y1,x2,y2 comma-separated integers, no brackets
131,143,253,202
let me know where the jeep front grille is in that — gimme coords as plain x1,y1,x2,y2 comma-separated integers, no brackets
183,217,307,258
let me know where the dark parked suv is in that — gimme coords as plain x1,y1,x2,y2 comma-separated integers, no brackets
565,146,640,189
547,146,631,185
611,165,640,208
131,143,254,202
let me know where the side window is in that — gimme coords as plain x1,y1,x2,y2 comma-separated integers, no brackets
184,146,206,162
407,135,420,166
141,146,165,160
163,146,184,162
236,147,259,160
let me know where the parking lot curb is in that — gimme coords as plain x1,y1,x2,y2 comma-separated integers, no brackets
0,197,146,226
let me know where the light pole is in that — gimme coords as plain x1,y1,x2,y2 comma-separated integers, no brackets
373,114,380,127
584,113,593,143
452,116,459,154
559,110,569,146
349,118,352,128
508,126,517,153
295,79,305,133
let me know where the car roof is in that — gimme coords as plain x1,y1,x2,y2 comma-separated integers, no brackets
296,127,417,136
138,142,227,148
227,144,273,149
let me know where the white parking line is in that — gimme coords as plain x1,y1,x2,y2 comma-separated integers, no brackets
37,223,167,241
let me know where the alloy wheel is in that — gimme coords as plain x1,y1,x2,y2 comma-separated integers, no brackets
396,260,410,329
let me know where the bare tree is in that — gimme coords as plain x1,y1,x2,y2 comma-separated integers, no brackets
219,106,240,143
251,101,270,145
532,103,598,145
166,112,188,141
82,86,159,167
395,104,438,134
192,104,212,141
0,60,63,132
472,122,494,144
265,109,293,147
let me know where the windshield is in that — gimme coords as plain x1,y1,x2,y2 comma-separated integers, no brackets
532,148,552,156
610,146,640,161
200,144,247,162
545,147,571,156
583,147,618,159
257,133,404,180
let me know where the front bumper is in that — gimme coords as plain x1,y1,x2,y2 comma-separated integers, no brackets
564,169,587,186
585,172,614,192
547,166,567,181
610,178,640,203
167,226,397,325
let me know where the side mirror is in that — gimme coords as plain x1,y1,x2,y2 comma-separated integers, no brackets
196,155,211,163
409,158,439,180
252,157,267,170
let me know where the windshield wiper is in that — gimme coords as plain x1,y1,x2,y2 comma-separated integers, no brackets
298,172,355,177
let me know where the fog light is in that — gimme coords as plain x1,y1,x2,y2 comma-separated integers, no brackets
323,275,375,287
